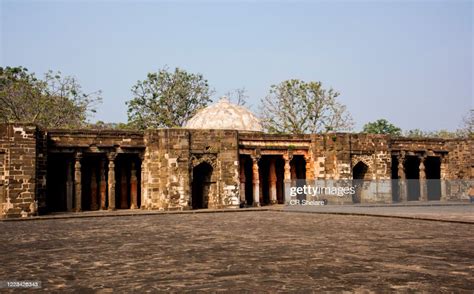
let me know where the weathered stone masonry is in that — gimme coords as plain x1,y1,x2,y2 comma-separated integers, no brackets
0,121,472,218
0,124,43,218
142,129,240,210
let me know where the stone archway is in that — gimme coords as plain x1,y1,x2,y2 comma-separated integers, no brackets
352,161,369,204
192,162,213,209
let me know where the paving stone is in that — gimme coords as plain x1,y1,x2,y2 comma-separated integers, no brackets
0,211,473,292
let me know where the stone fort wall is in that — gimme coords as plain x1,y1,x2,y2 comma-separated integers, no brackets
0,123,472,218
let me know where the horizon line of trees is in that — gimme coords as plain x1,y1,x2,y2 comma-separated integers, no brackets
1,66,472,138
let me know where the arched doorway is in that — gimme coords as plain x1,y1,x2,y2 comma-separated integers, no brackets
192,162,213,209
352,161,369,204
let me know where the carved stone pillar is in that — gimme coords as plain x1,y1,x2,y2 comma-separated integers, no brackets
269,158,277,204
107,153,116,210
252,156,260,207
305,154,313,181
283,153,292,204
419,156,427,201
291,164,297,181
440,156,447,201
130,161,138,209
397,153,407,202
304,154,312,201
99,159,107,210
66,159,74,211
140,154,147,209
74,153,82,212
90,165,98,210
240,157,246,205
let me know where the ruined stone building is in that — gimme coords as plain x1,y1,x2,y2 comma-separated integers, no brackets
0,98,472,218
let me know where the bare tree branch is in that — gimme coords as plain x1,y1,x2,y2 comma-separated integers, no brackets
259,79,353,134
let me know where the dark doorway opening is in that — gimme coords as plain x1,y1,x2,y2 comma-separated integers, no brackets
192,162,213,209
425,156,441,200
275,157,285,204
257,155,285,206
352,161,369,204
241,155,253,206
259,157,270,205
291,155,306,201
47,154,72,212
391,156,400,202
405,156,420,201
115,156,130,209
114,155,142,209
82,155,103,211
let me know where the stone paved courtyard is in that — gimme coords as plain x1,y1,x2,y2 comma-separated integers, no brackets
284,203,474,223
1,211,473,292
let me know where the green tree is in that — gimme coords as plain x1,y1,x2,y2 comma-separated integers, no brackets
362,119,401,135
0,66,101,128
260,79,353,134
126,67,213,129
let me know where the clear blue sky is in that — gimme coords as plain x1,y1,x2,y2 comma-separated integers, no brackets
1,0,472,132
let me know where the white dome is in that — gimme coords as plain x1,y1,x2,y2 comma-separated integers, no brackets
185,97,263,132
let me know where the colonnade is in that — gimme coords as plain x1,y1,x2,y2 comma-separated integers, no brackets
64,152,142,211
239,153,311,206
395,152,444,201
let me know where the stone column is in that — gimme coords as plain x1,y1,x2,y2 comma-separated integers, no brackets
239,157,246,205
305,155,313,181
140,154,147,209
130,161,138,209
291,164,297,182
304,154,312,201
269,158,277,204
74,153,82,212
440,156,447,201
120,164,128,209
283,154,292,204
419,156,427,201
397,153,407,202
107,153,116,210
252,156,260,207
99,159,107,210
66,159,74,211
90,166,98,210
